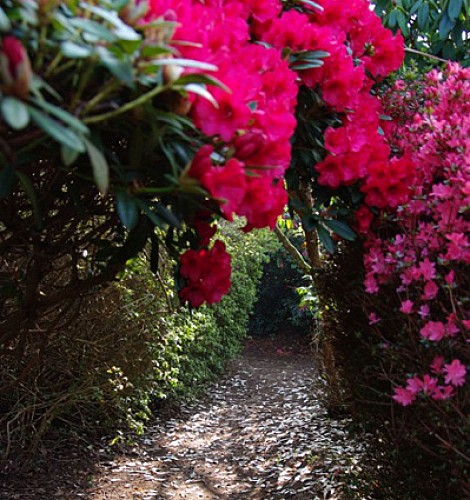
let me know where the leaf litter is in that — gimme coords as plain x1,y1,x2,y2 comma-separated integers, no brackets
87,333,370,499
1,333,371,499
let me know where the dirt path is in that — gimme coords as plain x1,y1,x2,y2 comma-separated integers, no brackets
2,335,369,499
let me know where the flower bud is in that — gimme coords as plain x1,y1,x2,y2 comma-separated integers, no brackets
0,36,32,100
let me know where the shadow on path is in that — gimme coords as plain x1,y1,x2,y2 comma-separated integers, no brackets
1,332,368,499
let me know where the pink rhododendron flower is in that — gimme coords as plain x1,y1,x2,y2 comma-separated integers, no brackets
443,360,467,387
430,355,445,375
420,321,446,342
405,376,422,394
422,280,439,300
393,387,416,406
431,385,455,401
368,312,381,325
399,300,414,314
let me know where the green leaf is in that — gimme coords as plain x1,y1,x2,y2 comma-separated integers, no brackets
61,144,80,166
61,41,93,59
28,107,85,151
116,190,139,230
293,50,331,60
448,0,463,20
182,84,219,108
388,9,398,28
438,13,456,39
410,0,423,15
397,10,409,35
84,138,109,194
322,219,357,241
96,46,134,87
155,203,180,228
290,61,324,71
317,226,335,254
69,18,117,42
140,45,174,58
175,73,231,93
0,7,12,32
29,97,89,134
151,58,218,72
417,3,430,30
16,171,42,229
295,0,324,11
110,218,149,265
1,97,30,130
302,215,318,232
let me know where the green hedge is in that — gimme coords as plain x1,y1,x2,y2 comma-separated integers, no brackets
0,222,277,458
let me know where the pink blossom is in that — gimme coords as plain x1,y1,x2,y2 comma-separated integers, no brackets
421,374,438,395
418,258,436,280
445,270,455,285
368,312,381,325
443,359,467,387
431,385,455,401
392,387,416,406
405,376,422,394
399,300,413,314
430,355,445,375
422,280,439,300
420,321,446,342
418,304,430,318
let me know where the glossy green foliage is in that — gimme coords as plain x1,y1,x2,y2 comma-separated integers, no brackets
374,0,470,65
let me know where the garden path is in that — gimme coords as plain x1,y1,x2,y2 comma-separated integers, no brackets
2,333,369,499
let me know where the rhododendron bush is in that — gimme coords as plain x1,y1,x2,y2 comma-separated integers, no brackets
361,64,469,478
0,0,405,338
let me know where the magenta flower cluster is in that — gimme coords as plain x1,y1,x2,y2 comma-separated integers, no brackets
144,0,404,307
363,64,470,405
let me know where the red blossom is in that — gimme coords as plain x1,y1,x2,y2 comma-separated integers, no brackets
0,36,32,99
179,240,231,308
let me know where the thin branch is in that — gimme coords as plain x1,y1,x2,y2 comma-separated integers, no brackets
83,83,170,124
405,47,449,63
274,224,312,275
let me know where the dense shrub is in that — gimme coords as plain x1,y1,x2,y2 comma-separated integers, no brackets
360,64,469,494
316,64,469,497
0,222,274,461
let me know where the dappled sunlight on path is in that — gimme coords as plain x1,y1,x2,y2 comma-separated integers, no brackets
88,335,368,499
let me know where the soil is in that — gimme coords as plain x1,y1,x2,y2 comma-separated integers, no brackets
0,332,369,499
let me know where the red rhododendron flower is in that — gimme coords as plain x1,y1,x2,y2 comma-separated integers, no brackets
179,240,231,307
0,36,32,99
238,176,288,231
355,206,374,234
191,70,255,142
193,219,217,248
188,147,247,220
202,158,247,220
